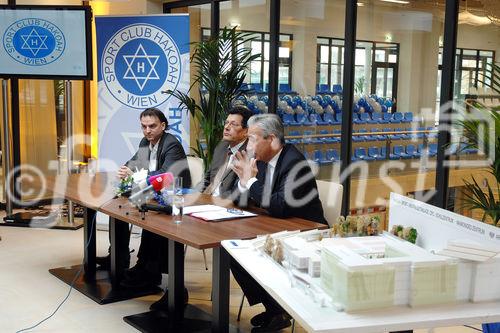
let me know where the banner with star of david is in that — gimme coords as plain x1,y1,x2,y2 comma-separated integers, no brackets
96,14,190,171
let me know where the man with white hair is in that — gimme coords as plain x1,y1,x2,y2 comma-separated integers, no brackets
231,113,326,332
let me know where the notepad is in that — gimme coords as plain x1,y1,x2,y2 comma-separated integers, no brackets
185,204,257,221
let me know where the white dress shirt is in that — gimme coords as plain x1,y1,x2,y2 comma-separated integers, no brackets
148,142,159,172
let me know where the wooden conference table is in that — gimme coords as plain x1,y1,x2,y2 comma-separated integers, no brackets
44,172,326,332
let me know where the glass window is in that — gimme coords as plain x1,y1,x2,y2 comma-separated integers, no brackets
448,9,499,221
440,47,496,97
350,0,444,211
317,38,399,98
219,0,292,89
282,0,345,97
201,27,292,88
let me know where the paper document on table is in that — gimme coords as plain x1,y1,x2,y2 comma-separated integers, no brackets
187,205,257,221
183,205,223,214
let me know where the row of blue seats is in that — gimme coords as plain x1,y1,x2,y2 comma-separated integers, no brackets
281,111,415,126
304,143,477,164
317,84,343,95
240,83,296,94
286,127,438,144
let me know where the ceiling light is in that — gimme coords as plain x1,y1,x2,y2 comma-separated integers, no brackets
380,0,410,4
357,2,365,6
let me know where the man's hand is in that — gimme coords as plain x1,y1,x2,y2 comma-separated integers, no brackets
117,166,133,179
231,150,257,187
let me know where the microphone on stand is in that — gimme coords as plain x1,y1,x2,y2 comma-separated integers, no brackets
129,172,174,207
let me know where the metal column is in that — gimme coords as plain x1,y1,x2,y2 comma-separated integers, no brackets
2,80,13,215
434,0,459,209
65,80,74,225
340,0,358,217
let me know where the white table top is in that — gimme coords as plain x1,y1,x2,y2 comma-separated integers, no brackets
223,240,500,333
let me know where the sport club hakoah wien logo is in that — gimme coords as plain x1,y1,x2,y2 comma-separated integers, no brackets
101,23,182,109
3,18,66,66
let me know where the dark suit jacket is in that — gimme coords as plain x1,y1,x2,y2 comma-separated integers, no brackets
199,139,247,199
125,132,191,188
247,144,326,224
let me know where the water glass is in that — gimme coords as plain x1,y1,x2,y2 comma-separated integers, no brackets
88,158,97,176
171,177,183,224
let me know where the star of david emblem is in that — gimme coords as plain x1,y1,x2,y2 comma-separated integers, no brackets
123,44,160,91
20,28,48,57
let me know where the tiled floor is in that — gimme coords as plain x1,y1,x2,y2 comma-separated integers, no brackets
0,224,484,333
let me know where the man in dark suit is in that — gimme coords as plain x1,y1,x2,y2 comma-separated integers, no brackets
148,106,254,313
231,113,326,332
97,108,191,289
199,106,253,200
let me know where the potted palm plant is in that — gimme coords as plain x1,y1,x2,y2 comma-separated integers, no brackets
455,103,500,226
164,27,260,171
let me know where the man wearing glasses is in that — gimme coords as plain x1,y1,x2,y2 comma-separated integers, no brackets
199,106,253,200
149,106,253,313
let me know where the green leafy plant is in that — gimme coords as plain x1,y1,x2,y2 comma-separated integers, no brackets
354,77,365,95
455,105,500,226
164,27,260,171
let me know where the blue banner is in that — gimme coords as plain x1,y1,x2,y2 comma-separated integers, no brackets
96,14,190,170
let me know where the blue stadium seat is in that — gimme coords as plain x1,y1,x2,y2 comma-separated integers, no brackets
418,143,437,158
326,149,340,162
390,112,404,123
296,113,311,125
333,130,342,142
240,83,251,92
352,130,365,142
352,113,361,123
282,113,296,126
354,147,375,161
323,113,336,125
319,130,336,143
251,83,263,92
394,145,411,159
367,112,381,124
386,128,402,140
371,128,386,141
380,146,388,159
403,112,413,123
302,130,317,144
429,143,438,157
368,146,384,160
359,128,371,141
365,129,379,141
279,83,291,93
332,84,343,95
317,84,330,93
333,112,342,125
382,113,393,123
411,127,426,139
287,130,301,144
426,126,438,139
400,128,411,140
355,113,370,124
406,144,420,158
313,150,325,164
310,113,328,125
